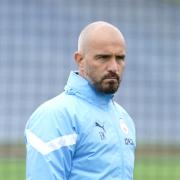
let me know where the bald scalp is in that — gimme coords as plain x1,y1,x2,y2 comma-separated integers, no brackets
78,21,125,55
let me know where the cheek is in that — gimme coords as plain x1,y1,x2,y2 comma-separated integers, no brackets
87,65,98,78
118,63,125,73
85,63,103,81
82,61,93,77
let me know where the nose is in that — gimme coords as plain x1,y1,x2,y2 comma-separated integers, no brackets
107,58,119,73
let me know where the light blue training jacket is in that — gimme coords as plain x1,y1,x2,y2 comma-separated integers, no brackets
25,71,136,180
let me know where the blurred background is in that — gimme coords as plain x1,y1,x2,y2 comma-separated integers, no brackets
0,0,180,179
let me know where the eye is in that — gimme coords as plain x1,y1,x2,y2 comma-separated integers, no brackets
95,55,110,61
116,55,125,62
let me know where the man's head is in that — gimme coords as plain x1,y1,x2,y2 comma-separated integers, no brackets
74,21,126,94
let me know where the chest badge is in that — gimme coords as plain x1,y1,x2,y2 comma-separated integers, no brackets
120,120,129,135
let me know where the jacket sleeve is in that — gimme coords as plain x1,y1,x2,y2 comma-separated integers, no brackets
25,103,77,180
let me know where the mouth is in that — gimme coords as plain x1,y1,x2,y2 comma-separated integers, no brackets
103,74,119,82
105,77,118,80
104,78,118,82
104,77,118,81
103,78,119,85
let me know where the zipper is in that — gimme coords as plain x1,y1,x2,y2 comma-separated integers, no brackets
104,101,125,178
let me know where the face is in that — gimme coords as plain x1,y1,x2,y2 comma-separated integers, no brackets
75,27,126,94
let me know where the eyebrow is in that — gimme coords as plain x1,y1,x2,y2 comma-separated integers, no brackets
116,54,126,59
95,54,111,59
95,54,126,59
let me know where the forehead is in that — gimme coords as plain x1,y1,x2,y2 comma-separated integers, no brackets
88,32,126,55
87,27,125,51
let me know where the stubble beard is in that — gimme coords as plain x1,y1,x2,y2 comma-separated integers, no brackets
93,73,121,94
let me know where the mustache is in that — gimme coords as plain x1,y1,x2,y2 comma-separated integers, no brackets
102,72,120,81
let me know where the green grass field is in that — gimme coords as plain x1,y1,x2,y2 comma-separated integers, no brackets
134,155,180,180
0,145,180,180
0,159,25,180
0,155,179,180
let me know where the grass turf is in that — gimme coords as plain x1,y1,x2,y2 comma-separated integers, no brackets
134,155,180,180
0,155,180,180
0,159,25,180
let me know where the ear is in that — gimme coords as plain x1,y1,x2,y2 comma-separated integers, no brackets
74,51,83,65
74,51,85,74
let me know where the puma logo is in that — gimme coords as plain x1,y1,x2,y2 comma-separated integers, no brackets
95,122,106,140
95,122,106,132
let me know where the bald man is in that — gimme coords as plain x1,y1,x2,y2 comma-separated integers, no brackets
25,21,136,180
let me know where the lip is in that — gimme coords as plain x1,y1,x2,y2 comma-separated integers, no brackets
103,78,118,82
104,77,118,80
107,77,117,79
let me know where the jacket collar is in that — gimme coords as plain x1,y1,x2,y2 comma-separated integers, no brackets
64,71,114,106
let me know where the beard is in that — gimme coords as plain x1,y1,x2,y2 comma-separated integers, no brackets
92,72,121,94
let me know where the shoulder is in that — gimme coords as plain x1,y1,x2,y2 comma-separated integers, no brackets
29,92,78,118
25,92,77,140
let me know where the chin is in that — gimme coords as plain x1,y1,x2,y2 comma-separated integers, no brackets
93,80,120,94
106,88,118,94
102,86,119,94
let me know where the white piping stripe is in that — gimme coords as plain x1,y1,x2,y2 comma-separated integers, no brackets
25,129,77,155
